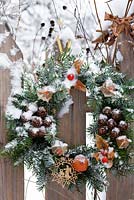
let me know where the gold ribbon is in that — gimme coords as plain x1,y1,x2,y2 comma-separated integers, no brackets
104,12,133,37
93,12,134,46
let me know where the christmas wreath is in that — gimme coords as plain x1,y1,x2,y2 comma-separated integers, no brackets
1,51,134,192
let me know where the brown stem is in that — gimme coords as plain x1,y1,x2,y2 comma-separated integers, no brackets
124,0,133,17
106,2,113,15
93,0,109,63
94,188,97,200
111,38,118,65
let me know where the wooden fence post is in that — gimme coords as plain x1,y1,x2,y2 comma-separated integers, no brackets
0,23,24,200
107,33,134,200
46,89,86,200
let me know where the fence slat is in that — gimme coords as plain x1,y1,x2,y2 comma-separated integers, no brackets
0,23,24,200
107,33,134,200
46,89,86,200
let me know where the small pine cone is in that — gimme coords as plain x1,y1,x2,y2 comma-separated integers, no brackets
31,116,43,127
36,107,47,118
102,106,112,117
110,127,120,139
98,114,108,126
28,128,39,138
98,126,108,136
43,119,52,127
21,115,28,123
118,121,128,131
38,126,46,137
107,118,117,129
112,109,122,121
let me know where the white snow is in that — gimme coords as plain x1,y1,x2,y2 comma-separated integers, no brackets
28,103,38,113
6,103,22,119
0,32,9,47
24,122,31,130
64,66,78,89
5,139,18,150
22,111,33,121
0,53,12,68
30,128,39,134
1,0,132,199
46,123,56,136
89,62,100,74
10,46,19,56
116,50,123,62
99,114,108,120
58,98,73,118
52,140,68,148
39,126,46,132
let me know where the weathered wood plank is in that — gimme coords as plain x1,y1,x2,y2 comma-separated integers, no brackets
0,23,23,62
46,89,86,200
107,174,134,200
0,23,24,200
107,33,134,200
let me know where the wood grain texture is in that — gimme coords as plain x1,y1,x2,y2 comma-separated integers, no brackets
107,33,134,200
46,89,86,200
0,23,23,62
0,23,24,200
107,174,134,200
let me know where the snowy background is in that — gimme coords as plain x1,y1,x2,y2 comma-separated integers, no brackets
0,0,133,199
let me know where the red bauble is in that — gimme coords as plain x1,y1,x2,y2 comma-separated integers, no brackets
118,120,128,131
107,118,117,129
67,74,75,81
98,126,108,135
72,154,89,172
102,156,108,163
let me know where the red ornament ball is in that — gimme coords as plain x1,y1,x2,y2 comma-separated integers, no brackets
72,154,89,172
67,73,75,81
102,156,109,163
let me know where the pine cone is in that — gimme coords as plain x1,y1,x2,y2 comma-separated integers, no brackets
36,107,47,118
43,119,52,127
38,126,46,137
110,127,120,139
98,114,108,126
112,109,122,121
31,116,43,127
28,128,39,138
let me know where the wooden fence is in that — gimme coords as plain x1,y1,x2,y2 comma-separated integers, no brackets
46,89,86,200
0,23,134,200
0,23,24,200
106,33,134,200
